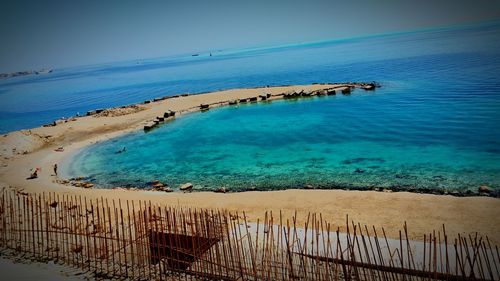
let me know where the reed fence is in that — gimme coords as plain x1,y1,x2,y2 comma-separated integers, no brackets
0,188,498,280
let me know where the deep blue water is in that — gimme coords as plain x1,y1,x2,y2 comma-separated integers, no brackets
3,21,500,192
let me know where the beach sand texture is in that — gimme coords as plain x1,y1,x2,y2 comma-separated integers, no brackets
0,84,499,244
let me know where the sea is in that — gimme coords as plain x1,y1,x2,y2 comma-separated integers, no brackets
1,21,499,193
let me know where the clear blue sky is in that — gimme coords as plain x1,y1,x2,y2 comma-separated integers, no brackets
1,0,499,72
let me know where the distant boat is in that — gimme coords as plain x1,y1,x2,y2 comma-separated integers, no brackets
192,54,199,57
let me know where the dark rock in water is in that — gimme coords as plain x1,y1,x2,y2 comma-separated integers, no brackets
249,97,258,102
228,100,238,105
354,168,365,174
478,185,490,193
342,87,351,94
239,98,248,103
200,104,210,110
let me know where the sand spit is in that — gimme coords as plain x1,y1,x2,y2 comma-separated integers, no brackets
0,82,499,243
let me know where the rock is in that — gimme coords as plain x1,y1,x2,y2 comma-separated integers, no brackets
152,183,165,188
342,87,351,94
382,189,392,193
249,97,258,102
215,187,227,193
239,98,248,103
156,116,164,122
303,184,314,190
228,100,238,105
354,168,365,174
363,83,376,90
83,183,94,189
478,185,490,193
301,91,312,97
246,186,257,191
163,110,176,117
143,100,151,104
180,182,193,191
50,201,58,208
200,104,210,110
144,122,157,131
259,95,267,100
326,89,336,95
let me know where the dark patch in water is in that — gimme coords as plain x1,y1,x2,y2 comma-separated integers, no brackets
341,157,385,165
432,175,446,181
395,174,417,180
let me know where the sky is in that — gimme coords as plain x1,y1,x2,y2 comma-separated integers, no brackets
1,0,500,72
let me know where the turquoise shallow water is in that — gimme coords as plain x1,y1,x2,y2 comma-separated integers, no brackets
69,92,500,193
16,21,500,193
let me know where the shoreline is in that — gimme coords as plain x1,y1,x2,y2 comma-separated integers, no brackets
0,83,499,244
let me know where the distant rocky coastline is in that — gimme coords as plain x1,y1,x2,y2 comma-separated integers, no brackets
0,68,52,79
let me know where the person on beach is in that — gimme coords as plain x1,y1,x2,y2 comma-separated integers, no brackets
53,164,58,176
28,167,39,179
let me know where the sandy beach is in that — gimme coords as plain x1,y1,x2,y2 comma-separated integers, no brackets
1,83,499,244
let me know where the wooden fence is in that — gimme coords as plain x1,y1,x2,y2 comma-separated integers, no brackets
0,188,498,280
